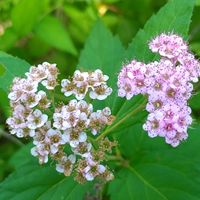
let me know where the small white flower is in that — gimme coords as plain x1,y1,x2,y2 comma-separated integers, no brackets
31,145,49,164
89,84,112,100
22,80,38,93
72,142,92,157
37,90,51,109
56,154,76,176
73,70,89,87
89,69,109,87
62,129,87,147
16,127,35,138
61,79,74,97
42,78,57,90
27,109,48,129
21,92,42,108
45,129,65,154
77,100,93,115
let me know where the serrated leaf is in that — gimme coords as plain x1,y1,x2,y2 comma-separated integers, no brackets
0,162,91,200
108,124,200,200
126,0,195,62
34,16,77,55
0,52,30,93
78,19,125,110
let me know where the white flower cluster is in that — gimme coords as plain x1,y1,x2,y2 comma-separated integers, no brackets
7,62,115,183
61,69,112,100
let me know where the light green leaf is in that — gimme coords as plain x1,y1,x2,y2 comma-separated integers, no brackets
34,16,77,55
11,0,46,36
0,52,30,93
0,28,18,51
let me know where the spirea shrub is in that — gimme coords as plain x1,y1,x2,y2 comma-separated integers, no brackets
2,1,200,199
6,63,116,183
6,33,200,185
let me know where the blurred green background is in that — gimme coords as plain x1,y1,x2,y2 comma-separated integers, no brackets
0,0,200,182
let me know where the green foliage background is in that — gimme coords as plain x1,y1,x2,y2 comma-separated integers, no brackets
1,0,200,199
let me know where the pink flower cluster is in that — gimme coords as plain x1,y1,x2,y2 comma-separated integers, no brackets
118,33,200,147
7,63,115,183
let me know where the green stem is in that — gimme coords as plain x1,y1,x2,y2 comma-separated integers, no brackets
49,90,55,109
0,129,24,146
95,101,146,141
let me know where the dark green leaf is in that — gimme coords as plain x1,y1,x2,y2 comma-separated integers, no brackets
108,124,200,200
0,162,91,200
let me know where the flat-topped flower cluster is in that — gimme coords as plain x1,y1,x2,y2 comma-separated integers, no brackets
118,33,200,147
7,63,115,183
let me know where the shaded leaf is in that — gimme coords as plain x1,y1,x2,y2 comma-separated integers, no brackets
11,0,46,36
34,16,77,55
0,162,91,200
108,124,200,200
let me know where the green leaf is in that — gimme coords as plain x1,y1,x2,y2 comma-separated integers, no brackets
79,19,125,110
0,52,30,93
126,0,195,62
189,92,200,110
34,16,77,55
0,28,18,51
9,143,34,168
0,162,91,200
108,124,200,200
11,0,46,36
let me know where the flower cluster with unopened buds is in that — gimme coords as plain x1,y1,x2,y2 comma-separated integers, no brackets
7,63,116,183
118,33,200,147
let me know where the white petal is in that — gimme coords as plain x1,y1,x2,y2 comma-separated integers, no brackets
64,91,73,97
34,109,42,117
89,91,97,99
41,114,48,124
70,140,79,148
85,173,94,181
98,165,106,174
56,164,64,173
31,147,38,156
68,154,76,164
62,132,70,143
79,132,87,142
8,92,17,101
97,94,107,100
51,145,58,154
29,129,35,137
